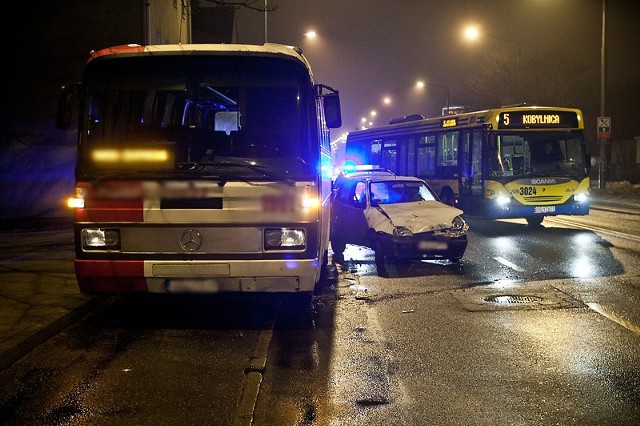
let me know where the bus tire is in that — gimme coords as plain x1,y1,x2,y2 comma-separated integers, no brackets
440,187,455,206
331,232,346,256
526,216,544,226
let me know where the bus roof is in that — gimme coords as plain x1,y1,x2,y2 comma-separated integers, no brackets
87,43,313,73
349,105,584,140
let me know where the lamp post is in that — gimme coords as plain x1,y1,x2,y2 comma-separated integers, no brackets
416,80,450,115
598,0,607,189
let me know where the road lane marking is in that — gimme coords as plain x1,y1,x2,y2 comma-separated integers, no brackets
547,217,640,243
494,256,525,272
587,303,640,336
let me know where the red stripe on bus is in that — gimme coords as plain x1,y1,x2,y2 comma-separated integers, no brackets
75,199,144,222
75,260,147,293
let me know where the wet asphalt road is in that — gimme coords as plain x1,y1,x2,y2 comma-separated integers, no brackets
0,205,639,425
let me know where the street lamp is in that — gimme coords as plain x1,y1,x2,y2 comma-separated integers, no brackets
416,80,450,114
464,25,521,84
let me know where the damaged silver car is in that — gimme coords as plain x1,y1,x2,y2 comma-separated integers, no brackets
331,172,469,265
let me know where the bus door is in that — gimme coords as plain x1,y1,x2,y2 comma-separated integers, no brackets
459,129,484,213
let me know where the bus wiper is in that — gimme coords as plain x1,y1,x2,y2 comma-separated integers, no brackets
177,160,295,185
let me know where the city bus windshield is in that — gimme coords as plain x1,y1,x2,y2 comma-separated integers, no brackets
79,55,316,180
490,131,586,178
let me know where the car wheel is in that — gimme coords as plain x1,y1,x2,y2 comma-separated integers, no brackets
374,240,385,267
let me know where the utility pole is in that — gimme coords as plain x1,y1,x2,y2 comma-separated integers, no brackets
598,0,607,189
264,0,268,43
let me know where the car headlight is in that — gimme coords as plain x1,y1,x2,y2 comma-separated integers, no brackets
393,226,413,237
451,216,469,234
434,216,469,238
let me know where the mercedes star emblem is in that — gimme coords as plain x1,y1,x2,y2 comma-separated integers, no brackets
180,229,202,251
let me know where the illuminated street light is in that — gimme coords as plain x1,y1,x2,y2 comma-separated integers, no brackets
370,110,377,117
416,80,450,114
463,25,521,83
383,96,391,105
304,30,317,40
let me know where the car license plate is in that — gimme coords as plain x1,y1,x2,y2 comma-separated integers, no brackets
419,240,447,250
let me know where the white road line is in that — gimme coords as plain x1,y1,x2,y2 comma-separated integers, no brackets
494,256,525,272
546,217,640,243
587,303,640,336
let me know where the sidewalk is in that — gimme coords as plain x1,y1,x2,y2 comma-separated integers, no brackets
0,186,638,371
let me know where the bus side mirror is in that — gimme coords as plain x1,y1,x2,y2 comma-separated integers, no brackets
323,92,342,129
56,83,79,130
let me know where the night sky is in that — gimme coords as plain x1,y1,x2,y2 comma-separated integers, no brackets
233,0,640,143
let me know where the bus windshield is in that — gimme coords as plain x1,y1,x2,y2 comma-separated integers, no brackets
490,131,586,178
80,55,316,180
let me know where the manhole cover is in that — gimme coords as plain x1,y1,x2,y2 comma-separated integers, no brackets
483,295,542,304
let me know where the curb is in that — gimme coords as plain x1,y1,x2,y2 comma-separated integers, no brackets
0,296,102,370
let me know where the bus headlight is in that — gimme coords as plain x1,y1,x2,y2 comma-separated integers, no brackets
574,193,589,203
264,228,306,250
496,195,511,206
81,228,121,250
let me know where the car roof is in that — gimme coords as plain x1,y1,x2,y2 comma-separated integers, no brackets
364,175,425,183
337,173,424,184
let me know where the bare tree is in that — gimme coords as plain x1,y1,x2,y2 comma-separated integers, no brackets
467,47,592,109
195,0,277,12
466,52,519,108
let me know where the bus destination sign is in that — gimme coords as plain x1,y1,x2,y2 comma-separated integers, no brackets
498,111,579,129
441,117,457,128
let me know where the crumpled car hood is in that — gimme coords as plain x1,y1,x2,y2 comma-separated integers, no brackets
366,200,464,234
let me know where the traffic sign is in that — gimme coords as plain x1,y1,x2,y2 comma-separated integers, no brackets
597,116,611,139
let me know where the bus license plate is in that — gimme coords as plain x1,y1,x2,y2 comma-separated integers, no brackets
534,206,556,214
165,279,219,293
419,241,447,250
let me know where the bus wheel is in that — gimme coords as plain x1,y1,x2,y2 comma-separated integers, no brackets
526,216,544,226
440,187,455,206
331,235,346,256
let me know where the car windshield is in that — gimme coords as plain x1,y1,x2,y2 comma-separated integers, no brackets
489,131,587,177
369,181,436,204
78,54,316,181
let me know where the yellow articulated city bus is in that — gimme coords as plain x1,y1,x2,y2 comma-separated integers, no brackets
344,106,590,225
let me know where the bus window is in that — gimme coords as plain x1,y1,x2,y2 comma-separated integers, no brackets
438,131,459,166
381,140,397,173
471,130,483,195
417,135,436,176
370,139,382,165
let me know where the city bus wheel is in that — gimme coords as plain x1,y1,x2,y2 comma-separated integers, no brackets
440,187,455,206
526,216,544,226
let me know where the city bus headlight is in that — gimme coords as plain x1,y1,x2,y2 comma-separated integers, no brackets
496,195,511,206
264,228,306,251
574,193,589,203
81,228,121,250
